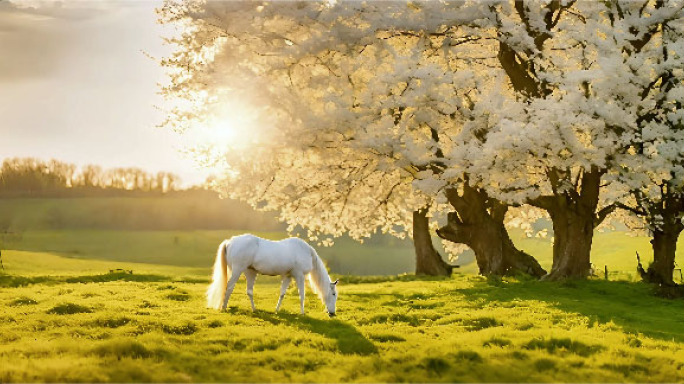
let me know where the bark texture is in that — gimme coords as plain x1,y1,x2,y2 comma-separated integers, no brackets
534,168,606,281
642,220,683,286
436,186,546,277
413,209,453,276
545,206,596,280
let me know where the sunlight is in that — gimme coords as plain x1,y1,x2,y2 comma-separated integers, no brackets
187,102,261,150
176,99,267,179
195,116,243,147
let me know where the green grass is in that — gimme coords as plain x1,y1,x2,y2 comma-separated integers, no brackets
0,195,281,231
4,230,275,268
447,229,684,278
1,259,684,382
1,198,683,381
1,249,205,277
5,228,682,279
2,197,683,277
508,229,681,277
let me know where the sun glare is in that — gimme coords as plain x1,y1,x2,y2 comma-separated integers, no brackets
188,103,261,150
196,117,243,146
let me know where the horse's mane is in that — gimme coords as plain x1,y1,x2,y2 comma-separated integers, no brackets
307,245,331,303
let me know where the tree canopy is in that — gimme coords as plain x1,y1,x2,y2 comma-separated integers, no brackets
159,0,684,281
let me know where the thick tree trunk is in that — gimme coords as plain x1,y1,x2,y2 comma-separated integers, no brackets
436,186,546,277
643,224,683,286
538,168,604,281
413,209,453,276
544,208,595,280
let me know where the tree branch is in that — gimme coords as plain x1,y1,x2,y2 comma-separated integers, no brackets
594,204,617,227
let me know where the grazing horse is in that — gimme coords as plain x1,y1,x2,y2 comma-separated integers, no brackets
207,234,338,316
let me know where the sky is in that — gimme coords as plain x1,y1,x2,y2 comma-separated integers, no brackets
0,0,211,186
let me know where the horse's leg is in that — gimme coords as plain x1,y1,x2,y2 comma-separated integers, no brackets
244,269,257,312
221,268,242,312
275,275,291,313
294,273,306,315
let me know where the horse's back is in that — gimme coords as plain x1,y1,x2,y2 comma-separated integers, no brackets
240,235,313,276
225,234,260,265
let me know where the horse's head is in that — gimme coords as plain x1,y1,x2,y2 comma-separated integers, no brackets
326,279,339,317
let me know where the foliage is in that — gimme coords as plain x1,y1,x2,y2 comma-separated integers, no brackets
158,1,684,280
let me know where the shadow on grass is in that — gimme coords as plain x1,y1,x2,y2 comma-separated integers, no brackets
0,274,52,288
0,272,170,287
454,279,684,343
338,274,453,285
253,310,378,355
65,272,170,284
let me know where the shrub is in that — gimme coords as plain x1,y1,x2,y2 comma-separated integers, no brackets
423,357,450,374
601,363,649,376
462,317,501,331
162,322,197,335
95,317,133,328
453,350,483,363
534,358,557,372
92,340,153,359
368,334,406,343
483,337,511,347
166,293,190,302
524,337,603,357
206,320,224,328
47,303,93,315
10,297,38,306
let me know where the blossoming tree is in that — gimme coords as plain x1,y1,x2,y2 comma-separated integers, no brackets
158,0,683,281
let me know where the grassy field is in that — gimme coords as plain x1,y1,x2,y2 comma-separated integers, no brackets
511,229,684,280
4,228,682,279
1,197,682,277
1,197,684,382
0,196,282,231
2,229,417,275
2,250,684,382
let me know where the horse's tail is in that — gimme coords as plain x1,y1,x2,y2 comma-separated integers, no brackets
307,245,330,303
207,239,231,309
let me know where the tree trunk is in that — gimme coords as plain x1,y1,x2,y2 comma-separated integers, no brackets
643,224,683,286
538,168,603,281
413,209,453,276
544,207,595,280
436,186,546,277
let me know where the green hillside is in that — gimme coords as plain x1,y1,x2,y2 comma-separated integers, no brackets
2,230,416,276
1,197,683,382
0,194,282,231
1,197,682,278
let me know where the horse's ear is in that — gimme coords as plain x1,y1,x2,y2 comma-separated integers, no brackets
333,279,339,285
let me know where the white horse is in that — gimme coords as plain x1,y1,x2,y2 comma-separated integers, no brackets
207,234,338,316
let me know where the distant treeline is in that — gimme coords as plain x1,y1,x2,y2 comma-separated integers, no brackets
0,192,284,232
0,158,284,231
0,157,181,197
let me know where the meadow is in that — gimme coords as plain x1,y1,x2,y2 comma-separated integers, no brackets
2,250,684,382
1,197,684,382
2,197,683,276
